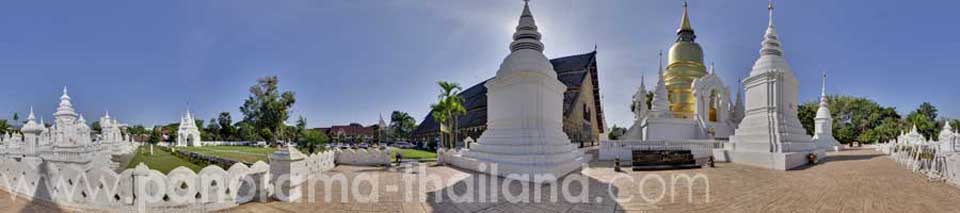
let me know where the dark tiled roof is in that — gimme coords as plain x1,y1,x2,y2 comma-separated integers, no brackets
412,51,599,135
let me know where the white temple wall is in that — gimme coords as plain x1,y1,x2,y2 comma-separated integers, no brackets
0,147,339,212
333,148,391,166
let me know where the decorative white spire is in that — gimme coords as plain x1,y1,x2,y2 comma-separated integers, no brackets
55,86,78,118
379,112,387,128
633,72,648,120
510,0,544,52
658,49,663,72
815,72,833,120
28,106,36,121
821,72,827,97
767,0,774,27
640,72,646,92
650,65,672,118
760,0,782,57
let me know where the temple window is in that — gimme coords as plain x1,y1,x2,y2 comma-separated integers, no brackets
708,90,719,122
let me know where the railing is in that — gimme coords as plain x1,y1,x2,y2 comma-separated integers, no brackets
889,142,955,183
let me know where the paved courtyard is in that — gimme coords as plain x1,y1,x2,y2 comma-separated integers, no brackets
2,148,959,212
229,148,960,212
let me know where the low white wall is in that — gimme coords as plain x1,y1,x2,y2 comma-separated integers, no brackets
334,148,391,166
437,149,483,172
304,151,337,174
0,147,339,211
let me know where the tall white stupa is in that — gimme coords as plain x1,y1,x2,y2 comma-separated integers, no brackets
813,73,841,152
729,2,823,170
462,0,584,182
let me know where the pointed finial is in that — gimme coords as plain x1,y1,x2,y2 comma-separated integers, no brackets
594,43,598,52
679,1,694,33
710,62,716,74
641,73,645,85
657,50,664,73
63,86,68,95
28,106,36,120
821,71,827,97
511,0,544,52
768,0,775,27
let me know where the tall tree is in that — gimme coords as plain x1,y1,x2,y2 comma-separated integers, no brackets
292,116,307,143
240,76,296,146
91,121,102,134
205,118,221,141
917,102,938,121
299,129,329,154
237,122,262,142
429,81,466,149
128,125,149,141
798,95,901,144
608,125,627,140
389,111,417,141
951,120,960,134
217,112,236,141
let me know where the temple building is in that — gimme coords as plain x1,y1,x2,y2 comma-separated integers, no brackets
99,111,126,142
177,110,203,146
176,110,202,147
411,52,604,148
622,2,740,142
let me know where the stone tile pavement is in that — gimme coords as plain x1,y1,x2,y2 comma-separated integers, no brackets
3,148,958,212
226,148,960,212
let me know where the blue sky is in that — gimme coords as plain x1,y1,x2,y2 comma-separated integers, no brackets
0,0,957,128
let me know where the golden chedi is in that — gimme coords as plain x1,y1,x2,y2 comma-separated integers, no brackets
664,2,707,119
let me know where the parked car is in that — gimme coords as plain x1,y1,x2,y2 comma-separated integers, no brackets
393,141,415,149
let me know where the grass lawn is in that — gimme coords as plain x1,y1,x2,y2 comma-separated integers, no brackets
126,146,205,174
393,148,437,161
179,146,278,164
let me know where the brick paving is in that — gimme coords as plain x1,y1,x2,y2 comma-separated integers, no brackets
228,148,960,212
3,148,959,212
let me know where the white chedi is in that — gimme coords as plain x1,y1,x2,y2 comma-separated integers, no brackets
460,1,584,182
813,73,842,152
99,110,125,142
728,2,823,170
176,110,202,147
939,122,959,152
901,125,926,144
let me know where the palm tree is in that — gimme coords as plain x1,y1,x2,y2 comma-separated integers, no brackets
430,81,466,149
0,120,10,135
389,111,417,141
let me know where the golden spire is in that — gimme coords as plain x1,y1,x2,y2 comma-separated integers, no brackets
678,1,693,33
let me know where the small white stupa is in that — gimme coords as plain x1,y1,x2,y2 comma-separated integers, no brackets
176,109,202,147
462,0,584,182
939,122,958,152
623,72,647,140
813,73,842,152
729,2,823,170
